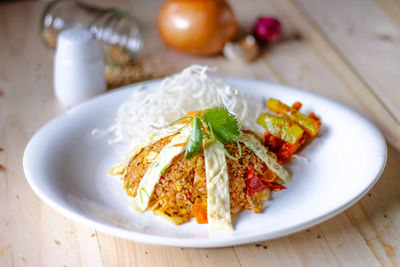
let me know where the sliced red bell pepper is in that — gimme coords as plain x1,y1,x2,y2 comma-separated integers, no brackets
264,132,285,153
265,182,286,191
292,101,302,111
246,165,267,195
264,131,307,163
276,133,307,163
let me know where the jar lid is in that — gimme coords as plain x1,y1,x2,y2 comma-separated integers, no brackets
55,28,103,62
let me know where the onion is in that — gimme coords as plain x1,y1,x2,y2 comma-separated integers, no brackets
253,17,282,44
157,0,238,56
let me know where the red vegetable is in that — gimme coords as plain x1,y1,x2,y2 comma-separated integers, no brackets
265,182,286,191
253,17,282,44
309,112,319,121
264,132,285,153
277,133,306,163
265,131,307,163
246,165,267,195
292,101,302,111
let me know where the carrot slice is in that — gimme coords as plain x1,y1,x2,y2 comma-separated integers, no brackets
193,202,208,224
186,110,208,116
173,142,188,147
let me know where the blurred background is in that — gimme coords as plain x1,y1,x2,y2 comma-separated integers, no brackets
1,0,398,109
0,0,318,93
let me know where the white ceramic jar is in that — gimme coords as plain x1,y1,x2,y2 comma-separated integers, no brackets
54,28,106,107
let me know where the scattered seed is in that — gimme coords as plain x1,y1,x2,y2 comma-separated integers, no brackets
292,33,303,42
0,245,12,256
346,28,355,36
378,34,392,41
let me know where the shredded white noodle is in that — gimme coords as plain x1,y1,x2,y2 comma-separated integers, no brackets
94,65,265,147
292,154,311,163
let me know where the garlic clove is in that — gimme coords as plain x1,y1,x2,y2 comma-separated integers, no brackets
223,35,260,63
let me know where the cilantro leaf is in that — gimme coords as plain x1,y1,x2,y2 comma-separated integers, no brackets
203,107,240,144
185,115,203,158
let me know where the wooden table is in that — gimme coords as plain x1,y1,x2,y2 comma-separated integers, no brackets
1,0,400,266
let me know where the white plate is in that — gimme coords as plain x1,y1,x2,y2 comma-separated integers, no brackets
23,78,387,248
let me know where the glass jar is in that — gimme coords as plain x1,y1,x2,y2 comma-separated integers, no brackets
40,0,143,66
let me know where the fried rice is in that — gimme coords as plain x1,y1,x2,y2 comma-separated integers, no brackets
122,130,278,225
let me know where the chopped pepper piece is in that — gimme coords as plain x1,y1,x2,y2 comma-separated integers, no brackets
264,132,285,153
267,98,321,137
265,182,286,191
292,101,302,111
257,113,304,145
246,165,267,195
265,132,307,163
276,133,306,163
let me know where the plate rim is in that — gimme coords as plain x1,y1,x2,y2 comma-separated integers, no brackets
23,77,388,247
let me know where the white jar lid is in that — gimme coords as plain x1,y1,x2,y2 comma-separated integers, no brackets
54,27,106,107
55,28,102,62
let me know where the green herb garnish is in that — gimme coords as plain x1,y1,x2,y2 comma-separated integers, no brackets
150,161,159,168
175,107,241,159
185,115,203,158
224,140,242,160
139,187,149,204
160,164,169,175
203,107,240,145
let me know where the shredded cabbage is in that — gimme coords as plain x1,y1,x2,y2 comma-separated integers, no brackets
94,65,265,146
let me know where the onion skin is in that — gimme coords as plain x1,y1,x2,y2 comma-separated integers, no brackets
157,0,238,56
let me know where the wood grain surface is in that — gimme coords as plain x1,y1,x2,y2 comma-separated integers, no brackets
1,0,399,266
